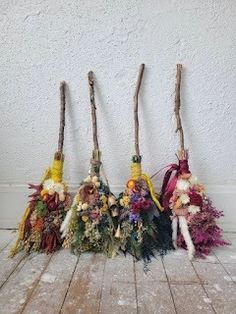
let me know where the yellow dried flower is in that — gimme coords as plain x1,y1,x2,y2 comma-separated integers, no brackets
81,215,89,222
123,196,129,206
101,204,108,212
40,189,48,197
100,195,108,204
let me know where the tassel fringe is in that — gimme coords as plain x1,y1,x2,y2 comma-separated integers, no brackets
9,207,31,257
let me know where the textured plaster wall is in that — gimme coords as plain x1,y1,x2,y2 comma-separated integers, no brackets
1,0,236,192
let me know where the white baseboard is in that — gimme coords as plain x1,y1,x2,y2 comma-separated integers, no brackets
0,183,235,232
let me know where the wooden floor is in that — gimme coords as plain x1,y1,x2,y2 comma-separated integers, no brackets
0,231,236,314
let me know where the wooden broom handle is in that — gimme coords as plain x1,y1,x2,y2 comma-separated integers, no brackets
134,64,145,157
88,71,99,151
174,64,185,151
57,81,66,157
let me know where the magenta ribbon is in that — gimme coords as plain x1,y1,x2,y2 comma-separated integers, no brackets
160,164,179,211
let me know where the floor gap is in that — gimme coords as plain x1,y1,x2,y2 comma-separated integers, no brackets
133,258,139,314
97,254,107,314
59,255,80,313
161,258,178,314
191,260,217,314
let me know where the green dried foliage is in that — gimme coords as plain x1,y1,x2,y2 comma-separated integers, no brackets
35,200,47,218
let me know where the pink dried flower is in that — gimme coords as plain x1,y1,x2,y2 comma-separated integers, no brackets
177,197,229,257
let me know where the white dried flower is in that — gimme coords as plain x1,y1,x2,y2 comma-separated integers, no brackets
54,183,64,194
188,205,200,214
43,179,54,190
77,204,82,211
176,179,190,191
59,193,65,202
189,175,198,185
48,188,55,196
179,193,190,205
82,203,88,210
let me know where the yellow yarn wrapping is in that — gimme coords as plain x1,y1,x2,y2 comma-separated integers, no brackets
50,159,63,182
9,206,31,257
131,162,142,179
41,167,51,183
130,162,164,212
41,159,63,183
9,158,64,257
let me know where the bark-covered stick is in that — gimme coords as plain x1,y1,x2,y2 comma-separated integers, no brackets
174,64,185,151
134,64,145,157
55,81,66,160
88,71,101,176
88,71,99,151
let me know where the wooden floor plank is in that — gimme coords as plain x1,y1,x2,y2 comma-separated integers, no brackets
135,257,167,283
22,249,78,314
61,253,106,314
99,255,137,314
221,263,236,282
193,261,231,284
163,250,200,284
193,254,219,264
137,281,176,314
163,250,215,313
192,257,236,313
224,233,236,248
0,241,26,289
135,257,176,313
0,253,51,314
193,239,236,313
214,246,236,264
0,230,235,314
170,284,215,314
204,282,236,314
0,230,15,252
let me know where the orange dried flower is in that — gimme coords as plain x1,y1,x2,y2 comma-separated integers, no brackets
127,180,136,189
33,218,44,232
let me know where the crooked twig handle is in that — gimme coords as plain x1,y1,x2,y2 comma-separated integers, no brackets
58,81,66,155
88,71,99,151
174,64,185,151
134,64,145,157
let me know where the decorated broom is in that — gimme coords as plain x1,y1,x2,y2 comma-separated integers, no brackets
160,64,228,259
118,64,172,262
61,71,119,257
10,82,71,257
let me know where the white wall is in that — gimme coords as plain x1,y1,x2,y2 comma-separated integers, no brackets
0,0,236,229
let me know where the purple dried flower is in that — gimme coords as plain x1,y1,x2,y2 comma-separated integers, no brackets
129,213,141,223
130,194,141,203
